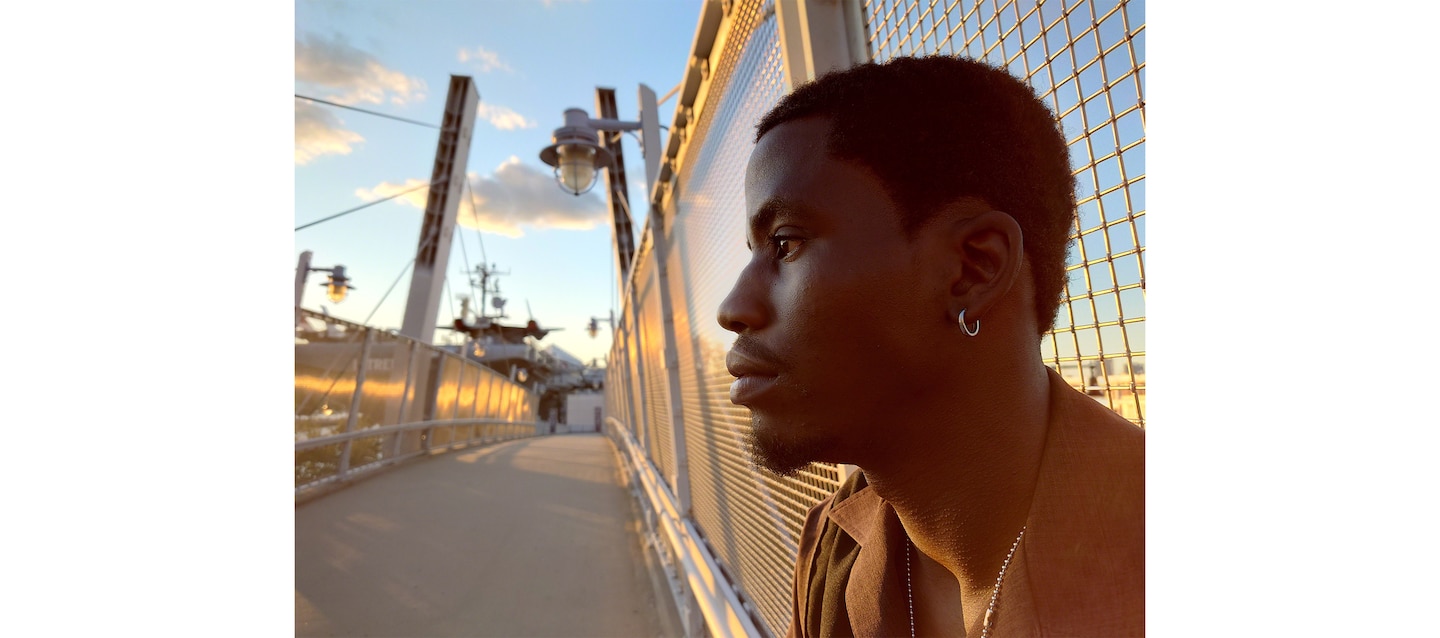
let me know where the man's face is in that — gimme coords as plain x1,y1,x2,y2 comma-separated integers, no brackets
718,116,948,475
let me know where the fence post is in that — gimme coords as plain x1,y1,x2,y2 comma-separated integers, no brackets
652,207,693,517
337,327,375,481
392,339,418,464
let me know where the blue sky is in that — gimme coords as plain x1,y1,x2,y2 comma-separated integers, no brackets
295,0,702,364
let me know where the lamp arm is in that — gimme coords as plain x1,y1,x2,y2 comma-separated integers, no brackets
587,117,642,132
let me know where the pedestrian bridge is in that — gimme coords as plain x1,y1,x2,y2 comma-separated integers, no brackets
295,434,682,637
295,309,775,637
295,0,1146,632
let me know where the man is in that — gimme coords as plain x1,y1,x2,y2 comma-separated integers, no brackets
718,55,1144,636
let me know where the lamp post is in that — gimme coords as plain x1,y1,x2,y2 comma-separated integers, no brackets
295,250,356,328
539,85,662,286
538,95,660,197
539,86,695,544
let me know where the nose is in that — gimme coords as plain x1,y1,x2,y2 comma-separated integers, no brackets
717,262,768,334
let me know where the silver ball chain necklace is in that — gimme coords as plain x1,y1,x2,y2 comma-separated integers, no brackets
904,526,1027,638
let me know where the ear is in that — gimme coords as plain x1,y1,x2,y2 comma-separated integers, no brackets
946,209,1024,321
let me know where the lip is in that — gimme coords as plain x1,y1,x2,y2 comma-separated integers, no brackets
726,348,782,406
726,350,778,377
729,374,779,405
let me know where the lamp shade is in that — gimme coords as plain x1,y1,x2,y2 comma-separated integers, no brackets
539,109,615,197
556,144,598,195
321,266,353,303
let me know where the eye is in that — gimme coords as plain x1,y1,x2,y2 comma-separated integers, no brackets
770,234,804,261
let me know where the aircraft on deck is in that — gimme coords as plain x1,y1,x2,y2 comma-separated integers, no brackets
442,264,563,345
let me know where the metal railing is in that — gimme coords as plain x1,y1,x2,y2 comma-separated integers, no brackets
295,309,540,498
295,418,538,496
605,415,760,638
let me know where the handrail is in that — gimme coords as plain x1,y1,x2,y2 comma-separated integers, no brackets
608,416,762,638
295,417,528,452
296,416,538,498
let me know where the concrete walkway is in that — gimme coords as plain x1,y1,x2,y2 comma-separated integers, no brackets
296,434,678,637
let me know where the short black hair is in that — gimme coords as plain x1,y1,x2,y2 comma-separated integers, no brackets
755,55,1076,334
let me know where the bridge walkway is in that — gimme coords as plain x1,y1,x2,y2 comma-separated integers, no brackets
295,433,679,637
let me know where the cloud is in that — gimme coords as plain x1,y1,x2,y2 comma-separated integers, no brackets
295,100,364,165
457,46,513,73
476,103,536,130
295,32,426,105
354,177,433,209
355,157,607,238
464,158,607,237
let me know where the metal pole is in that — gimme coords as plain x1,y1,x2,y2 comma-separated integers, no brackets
418,350,442,452
469,363,483,444
652,214,693,515
595,87,637,286
623,302,651,457
638,84,663,204
392,339,418,463
295,250,313,330
776,0,863,91
338,327,375,480
637,84,694,516
623,323,642,446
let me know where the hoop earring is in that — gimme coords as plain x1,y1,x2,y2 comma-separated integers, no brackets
959,309,980,337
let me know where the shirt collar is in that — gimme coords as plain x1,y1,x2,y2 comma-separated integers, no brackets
825,481,885,546
826,480,908,636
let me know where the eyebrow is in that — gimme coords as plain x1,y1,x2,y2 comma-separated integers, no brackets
747,198,814,245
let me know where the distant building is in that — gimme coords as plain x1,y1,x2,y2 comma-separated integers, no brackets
563,391,605,433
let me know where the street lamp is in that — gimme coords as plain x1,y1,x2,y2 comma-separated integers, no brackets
540,85,664,298
539,85,661,198
539,109,618,196
586,311,616,339
296,250,357,327
323,265,353,303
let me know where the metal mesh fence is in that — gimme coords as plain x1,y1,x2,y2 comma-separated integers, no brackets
624,308,652,459
863,0,1147,424
635,245,678,486
610,326,633,435
664,1,848,634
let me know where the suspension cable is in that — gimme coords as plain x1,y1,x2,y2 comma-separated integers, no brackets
295,94,439,129
362,259,415,327
295,179,441,232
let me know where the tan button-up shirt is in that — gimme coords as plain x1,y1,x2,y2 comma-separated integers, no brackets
787,369,1145,637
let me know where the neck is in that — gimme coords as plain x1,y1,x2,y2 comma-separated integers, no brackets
862,355,1051,596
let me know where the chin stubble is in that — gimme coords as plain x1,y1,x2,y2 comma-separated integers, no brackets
743,413,818,478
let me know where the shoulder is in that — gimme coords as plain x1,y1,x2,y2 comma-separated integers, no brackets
1029,374,1145,635
1048,374,1144,503
1047,373,1144,536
